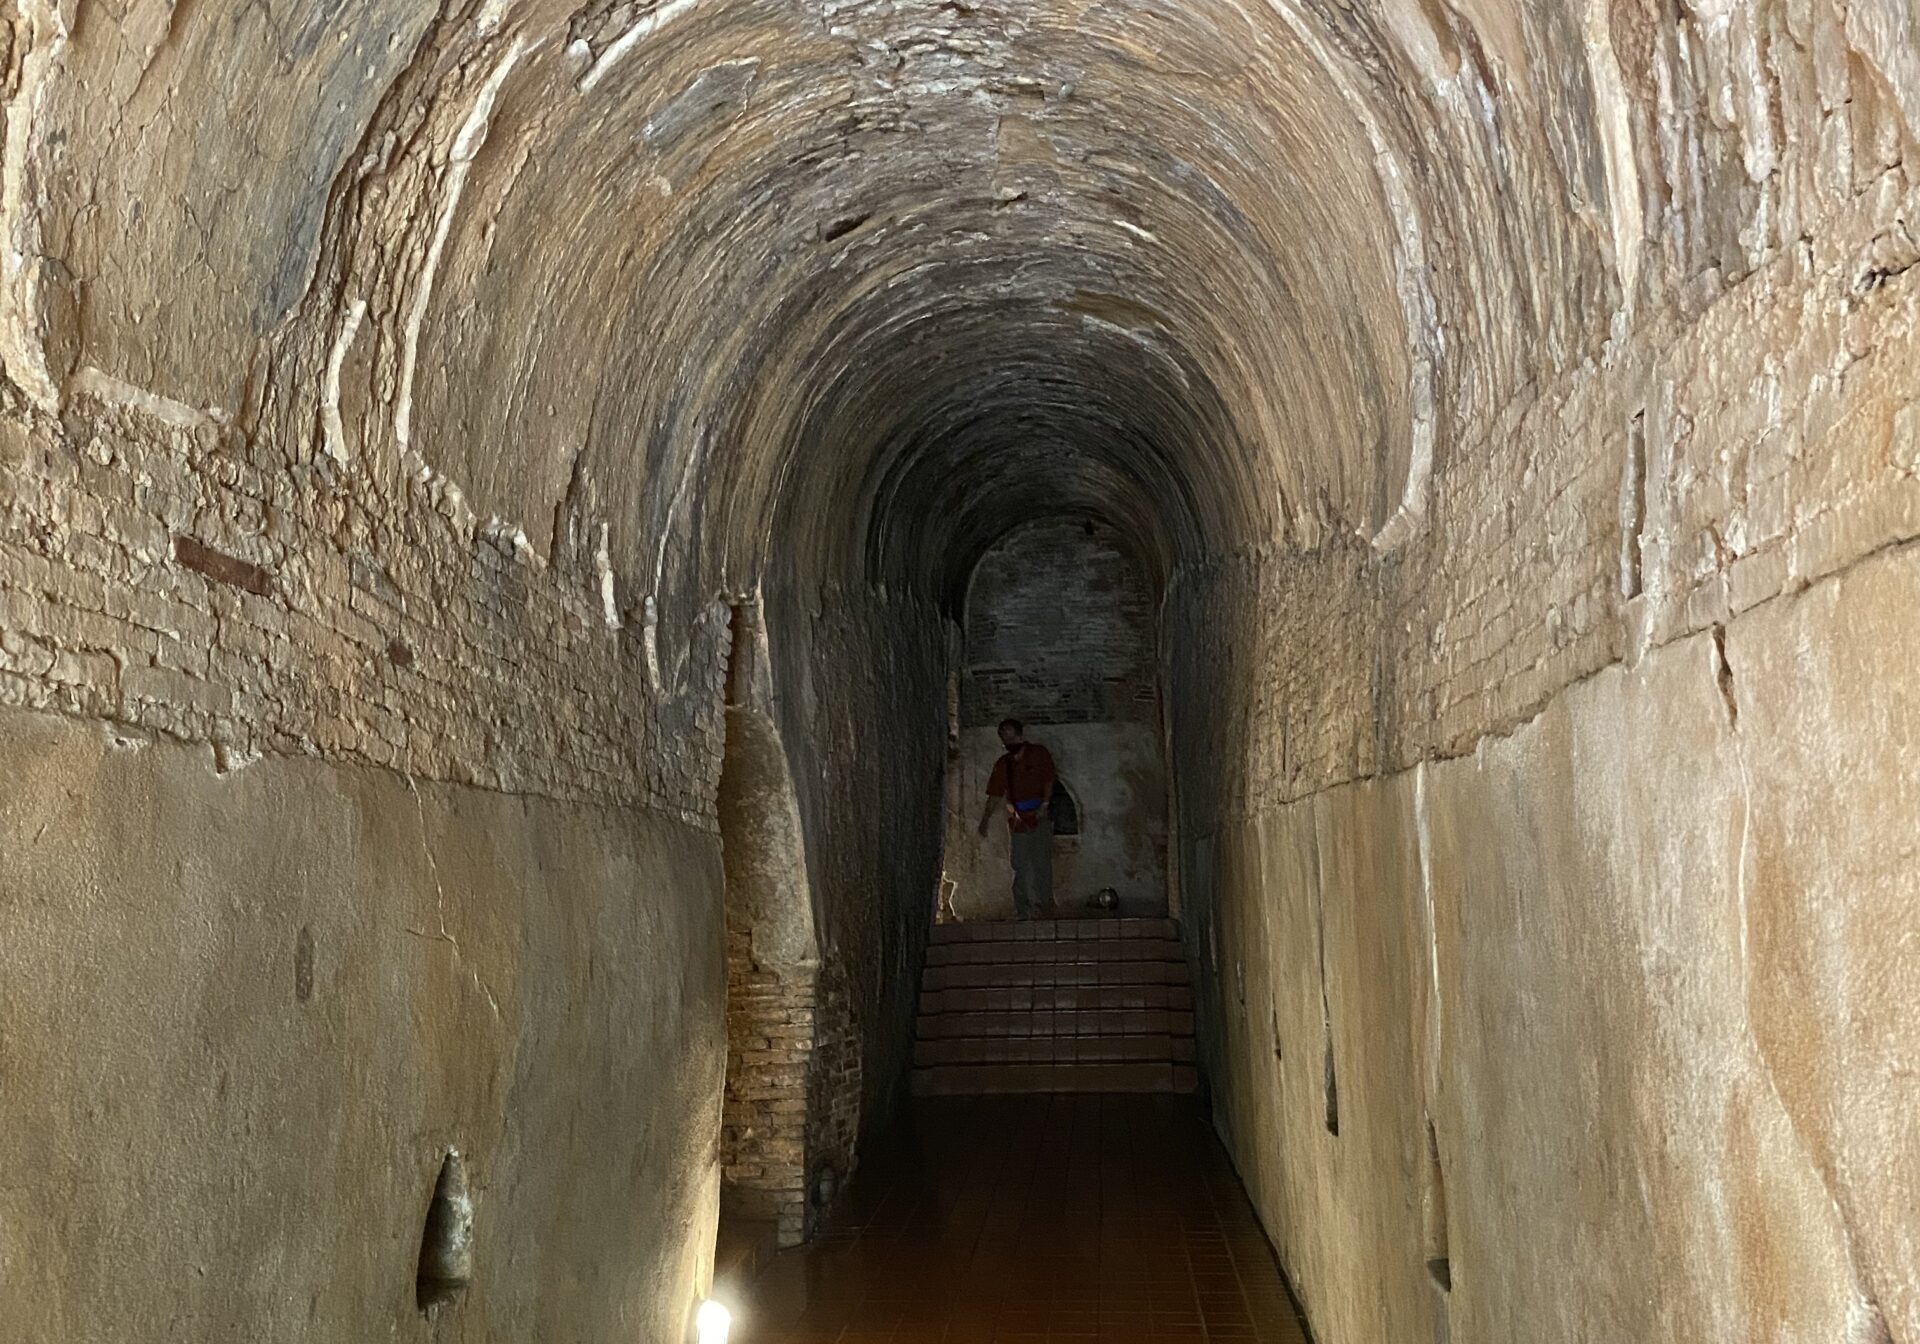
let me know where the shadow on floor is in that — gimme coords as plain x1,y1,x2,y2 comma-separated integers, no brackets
731,1093,1314,1342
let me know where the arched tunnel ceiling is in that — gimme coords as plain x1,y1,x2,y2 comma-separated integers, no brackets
30,0,1696,604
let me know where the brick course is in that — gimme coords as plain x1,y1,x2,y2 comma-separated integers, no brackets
961,519,1158,729
0,388,725,820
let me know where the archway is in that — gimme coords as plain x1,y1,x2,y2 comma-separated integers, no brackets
942,517,1170,920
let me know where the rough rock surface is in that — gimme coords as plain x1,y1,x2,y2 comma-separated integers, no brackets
0,709,722,1341
2,0,1919,1338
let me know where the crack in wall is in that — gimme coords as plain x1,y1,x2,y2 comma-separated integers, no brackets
405,774,505,1024
1308,810,1338,1137
1720,632,1900,1344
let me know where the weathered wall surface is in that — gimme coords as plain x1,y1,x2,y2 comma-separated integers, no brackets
0,374,736,1336
765,584,949,1173
0,706,724,1342
718,927,815,1245
716,598,820,1246
949,518,1168,916
0,389,726,807
8,0,1920,1334
1192,554,1920,1342
1170,108,1920,1344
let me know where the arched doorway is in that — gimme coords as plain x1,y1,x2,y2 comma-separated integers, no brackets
940,518,1170,920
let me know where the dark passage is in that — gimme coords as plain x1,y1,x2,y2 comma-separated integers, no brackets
734,1095,1311,1342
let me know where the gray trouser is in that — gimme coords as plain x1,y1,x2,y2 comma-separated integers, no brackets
1009,821,1054,917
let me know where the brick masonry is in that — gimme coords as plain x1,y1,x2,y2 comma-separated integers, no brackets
1168,171,1920,818
961,518,1159,729
759,584,947,1235
720,926,817,1245
718,918,865,1248
0,386,725,821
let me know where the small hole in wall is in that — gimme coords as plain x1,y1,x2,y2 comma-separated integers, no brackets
294,926,315,1004
1619,411,1647,600
1048,781,1080,835
818,211,872,242
1851,1295,1894,1344
1423,1118,1451,1292
1322,1036,1339,1136
172,533,274,596
416,1151,474,1314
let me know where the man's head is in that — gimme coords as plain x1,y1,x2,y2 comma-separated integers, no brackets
997,718,1025,748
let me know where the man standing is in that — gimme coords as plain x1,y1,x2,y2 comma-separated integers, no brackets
978,719,1058,919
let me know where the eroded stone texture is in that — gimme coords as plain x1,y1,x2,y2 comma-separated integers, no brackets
0,708,723,1341
717,597,820,1245
1198,590,1915,1343
3,0,1919,1338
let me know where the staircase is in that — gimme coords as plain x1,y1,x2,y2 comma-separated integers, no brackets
912,916,1198,1095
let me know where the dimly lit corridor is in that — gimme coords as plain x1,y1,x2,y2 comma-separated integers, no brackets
4,0,1920,1340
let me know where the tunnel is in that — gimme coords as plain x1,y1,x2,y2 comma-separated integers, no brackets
3,0,1919,1339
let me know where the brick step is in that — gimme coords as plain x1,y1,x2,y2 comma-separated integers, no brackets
929,917,1177,945
918,984,1194,1015
914,1035,1197,1067
921,960,1190,992
917,1007,1195,1040
924,937,1184,968
911,1062,1200,1096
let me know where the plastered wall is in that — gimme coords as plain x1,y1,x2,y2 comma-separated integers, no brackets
0,707,724,1342
1191,566,1919,1341
1169,157,1920,1344
0,377,745,1338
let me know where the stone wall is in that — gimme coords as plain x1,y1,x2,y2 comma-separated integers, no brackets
0,705,724,1342
0,378,736,1338
1169,152,1920,1344
765,583,949,1173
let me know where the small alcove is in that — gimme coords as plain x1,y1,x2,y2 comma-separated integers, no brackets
1048,779,1081,836
416,1151,475,1314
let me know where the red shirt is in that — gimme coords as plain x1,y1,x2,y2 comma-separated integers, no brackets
987,743,1056,832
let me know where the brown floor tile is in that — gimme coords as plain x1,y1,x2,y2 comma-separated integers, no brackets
733,1095,1312,1343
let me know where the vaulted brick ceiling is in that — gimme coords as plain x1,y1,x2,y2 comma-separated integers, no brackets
40,0,1693,612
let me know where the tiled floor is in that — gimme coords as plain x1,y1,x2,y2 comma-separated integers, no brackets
731,1094,1312,1343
